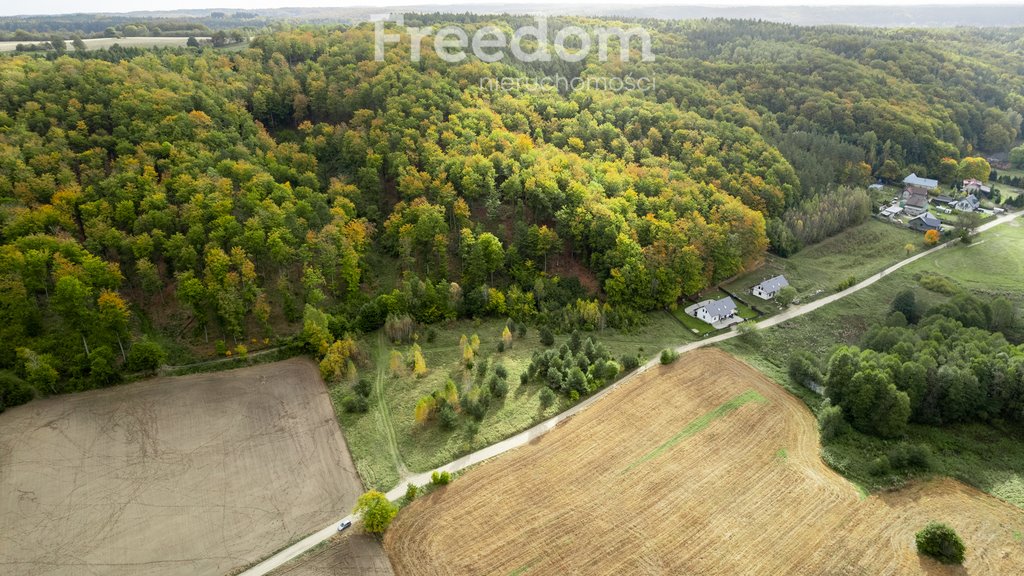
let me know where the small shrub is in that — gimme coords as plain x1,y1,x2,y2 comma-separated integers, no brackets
887,443,933,471
342,393,369,413
126,338,166,373
438,403,458,430
918,273,960,296
0,371,34,412
620,354,640,371
516,323,527,338
466,419,480,437
539,326,555,346
489,375,509,399
519,372,529,386
788,351,821,389
836,276,857,291
496,341,505,352
660,349,679,365
569,390,580,402
234,344,248,358
868,455,892,476
539,387,556,408
431,470,452,486
403,483,418,504
818,402,849,443
354,378,372,398
494,364,508,380
425,328,437,343
915,522,965,564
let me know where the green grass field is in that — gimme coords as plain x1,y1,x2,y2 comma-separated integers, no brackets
722,219,1024,506
670,306,715,336
725,219,923,306
336,312,692,490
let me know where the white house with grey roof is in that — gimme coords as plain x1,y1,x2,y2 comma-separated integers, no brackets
953,194,981,212
903,173,939,190
695,296,737,324
752,275,790,300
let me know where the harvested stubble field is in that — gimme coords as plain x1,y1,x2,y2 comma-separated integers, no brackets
0,358,363,576
385,349,1024,575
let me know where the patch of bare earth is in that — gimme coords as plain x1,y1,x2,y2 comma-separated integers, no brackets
385,349,1024,575
0,358,363,576
268,530,393,576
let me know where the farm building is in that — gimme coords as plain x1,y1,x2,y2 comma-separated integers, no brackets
752,275,790,300
908,212,942,232
879,204,903,219
903,173,939,190
695,297,737,324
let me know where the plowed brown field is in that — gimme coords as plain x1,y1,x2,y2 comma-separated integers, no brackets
268,531,394,576
0,358,363,576
385,349,1024,575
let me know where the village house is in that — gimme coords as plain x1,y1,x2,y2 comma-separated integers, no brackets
903,173,939,191
953,194,981,212
752,275,790,300
907,212,942,232
963,178,992,196
695,296,737,324
902,186,930,216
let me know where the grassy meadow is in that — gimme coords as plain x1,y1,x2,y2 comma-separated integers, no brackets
722,219,1024,505
335,312,692,491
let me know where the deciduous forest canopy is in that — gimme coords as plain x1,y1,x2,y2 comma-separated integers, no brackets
1,17,1022,405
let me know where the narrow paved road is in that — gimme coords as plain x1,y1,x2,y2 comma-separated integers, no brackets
239,211,1019,576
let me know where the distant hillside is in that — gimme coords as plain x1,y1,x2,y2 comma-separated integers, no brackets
4,4,1024,36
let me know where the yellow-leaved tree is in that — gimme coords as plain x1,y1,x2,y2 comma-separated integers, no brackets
389,349,405,376
411,343,428,377
414,395,436,423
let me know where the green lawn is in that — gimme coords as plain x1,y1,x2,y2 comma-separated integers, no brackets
336,311,692,491
670,306,715,336
721,220,1024,507
725,219,923,305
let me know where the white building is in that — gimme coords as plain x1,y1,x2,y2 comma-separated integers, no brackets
695,297,737,324
903,173,939,190
752,275,790,300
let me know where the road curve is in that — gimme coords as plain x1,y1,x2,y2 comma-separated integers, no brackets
238,211,1019,576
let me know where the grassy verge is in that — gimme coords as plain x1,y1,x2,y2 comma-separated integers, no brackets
722,220,1024,507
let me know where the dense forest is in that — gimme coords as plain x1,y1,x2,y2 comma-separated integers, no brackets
794,291,1024,440
1,17,1022,407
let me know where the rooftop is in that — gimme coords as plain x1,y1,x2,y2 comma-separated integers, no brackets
755,275,789,293
702,296,737,318
903,173,939,189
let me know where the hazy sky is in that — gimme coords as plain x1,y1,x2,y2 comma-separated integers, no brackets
2,0,1021,18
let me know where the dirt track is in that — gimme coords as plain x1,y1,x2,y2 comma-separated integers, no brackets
385,349,1024,575
0,358,363,576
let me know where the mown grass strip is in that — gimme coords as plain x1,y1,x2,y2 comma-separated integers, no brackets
624,390,767,472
